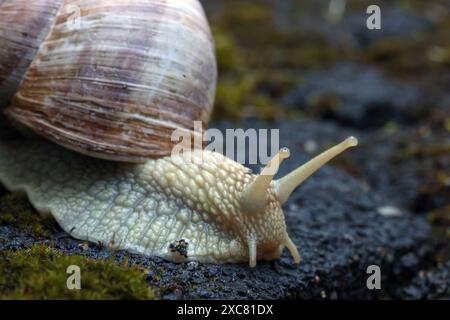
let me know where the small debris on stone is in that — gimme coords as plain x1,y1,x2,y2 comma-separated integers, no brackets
304,139,319,154
377,206,403,217
78,242,89,251
169,239,189,258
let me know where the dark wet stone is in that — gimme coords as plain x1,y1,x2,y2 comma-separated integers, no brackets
269,3,431,50
282,63,424,128
400,253,419,271
400,262,450,299
344,7,431,47
350,126,450,213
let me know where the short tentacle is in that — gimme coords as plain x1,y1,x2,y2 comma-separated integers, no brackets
240,148,290,213
285,233,301,264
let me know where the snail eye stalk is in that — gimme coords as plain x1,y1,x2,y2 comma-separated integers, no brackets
275,137,358,205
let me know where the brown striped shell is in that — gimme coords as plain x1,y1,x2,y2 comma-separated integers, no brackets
0,0,217,162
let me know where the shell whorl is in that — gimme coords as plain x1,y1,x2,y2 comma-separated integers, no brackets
0,0,63,110
0,0,217,162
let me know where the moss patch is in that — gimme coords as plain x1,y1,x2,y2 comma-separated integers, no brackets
0,245,156,299
213,27,244,73
428,205,450,226
0,193,58,238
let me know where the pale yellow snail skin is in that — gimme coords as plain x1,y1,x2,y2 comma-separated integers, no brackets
0,136,357,267
0,0,359,267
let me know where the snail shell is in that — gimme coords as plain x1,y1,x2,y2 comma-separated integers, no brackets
0,0,217,162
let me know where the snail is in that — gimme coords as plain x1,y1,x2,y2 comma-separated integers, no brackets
0,0,358,267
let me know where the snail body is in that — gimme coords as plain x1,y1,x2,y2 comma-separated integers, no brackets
0,0,357,267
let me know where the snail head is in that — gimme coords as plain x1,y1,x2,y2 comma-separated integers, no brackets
238,136,358,267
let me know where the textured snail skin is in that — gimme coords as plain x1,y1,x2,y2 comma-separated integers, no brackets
0,138,294,265
0,135,358,266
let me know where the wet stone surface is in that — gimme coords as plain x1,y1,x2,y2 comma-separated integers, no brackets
293,5,430,48
282,63,425,128
342,7,431,47
400,262,450,299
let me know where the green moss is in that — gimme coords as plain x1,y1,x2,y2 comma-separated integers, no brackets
245,39,348,69
427,45,450,66
213,72,292,121
428,205,450,226
206,0,354,122
444,118,450,132
151,265,165,282
213,28,244,72
365,38,427,75
391,142,450,163
211,1,347,69
0,193,58,238
0,245,156,299
308,92,343,117
213,74,257,120
217,2,274,34
364,13,450,76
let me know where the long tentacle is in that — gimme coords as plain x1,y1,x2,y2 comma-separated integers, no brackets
275,137,358,204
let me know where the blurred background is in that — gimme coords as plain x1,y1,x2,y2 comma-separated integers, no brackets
203,0,449,124
202,0,450,290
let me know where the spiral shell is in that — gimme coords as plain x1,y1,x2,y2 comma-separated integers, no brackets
0,0,217,162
